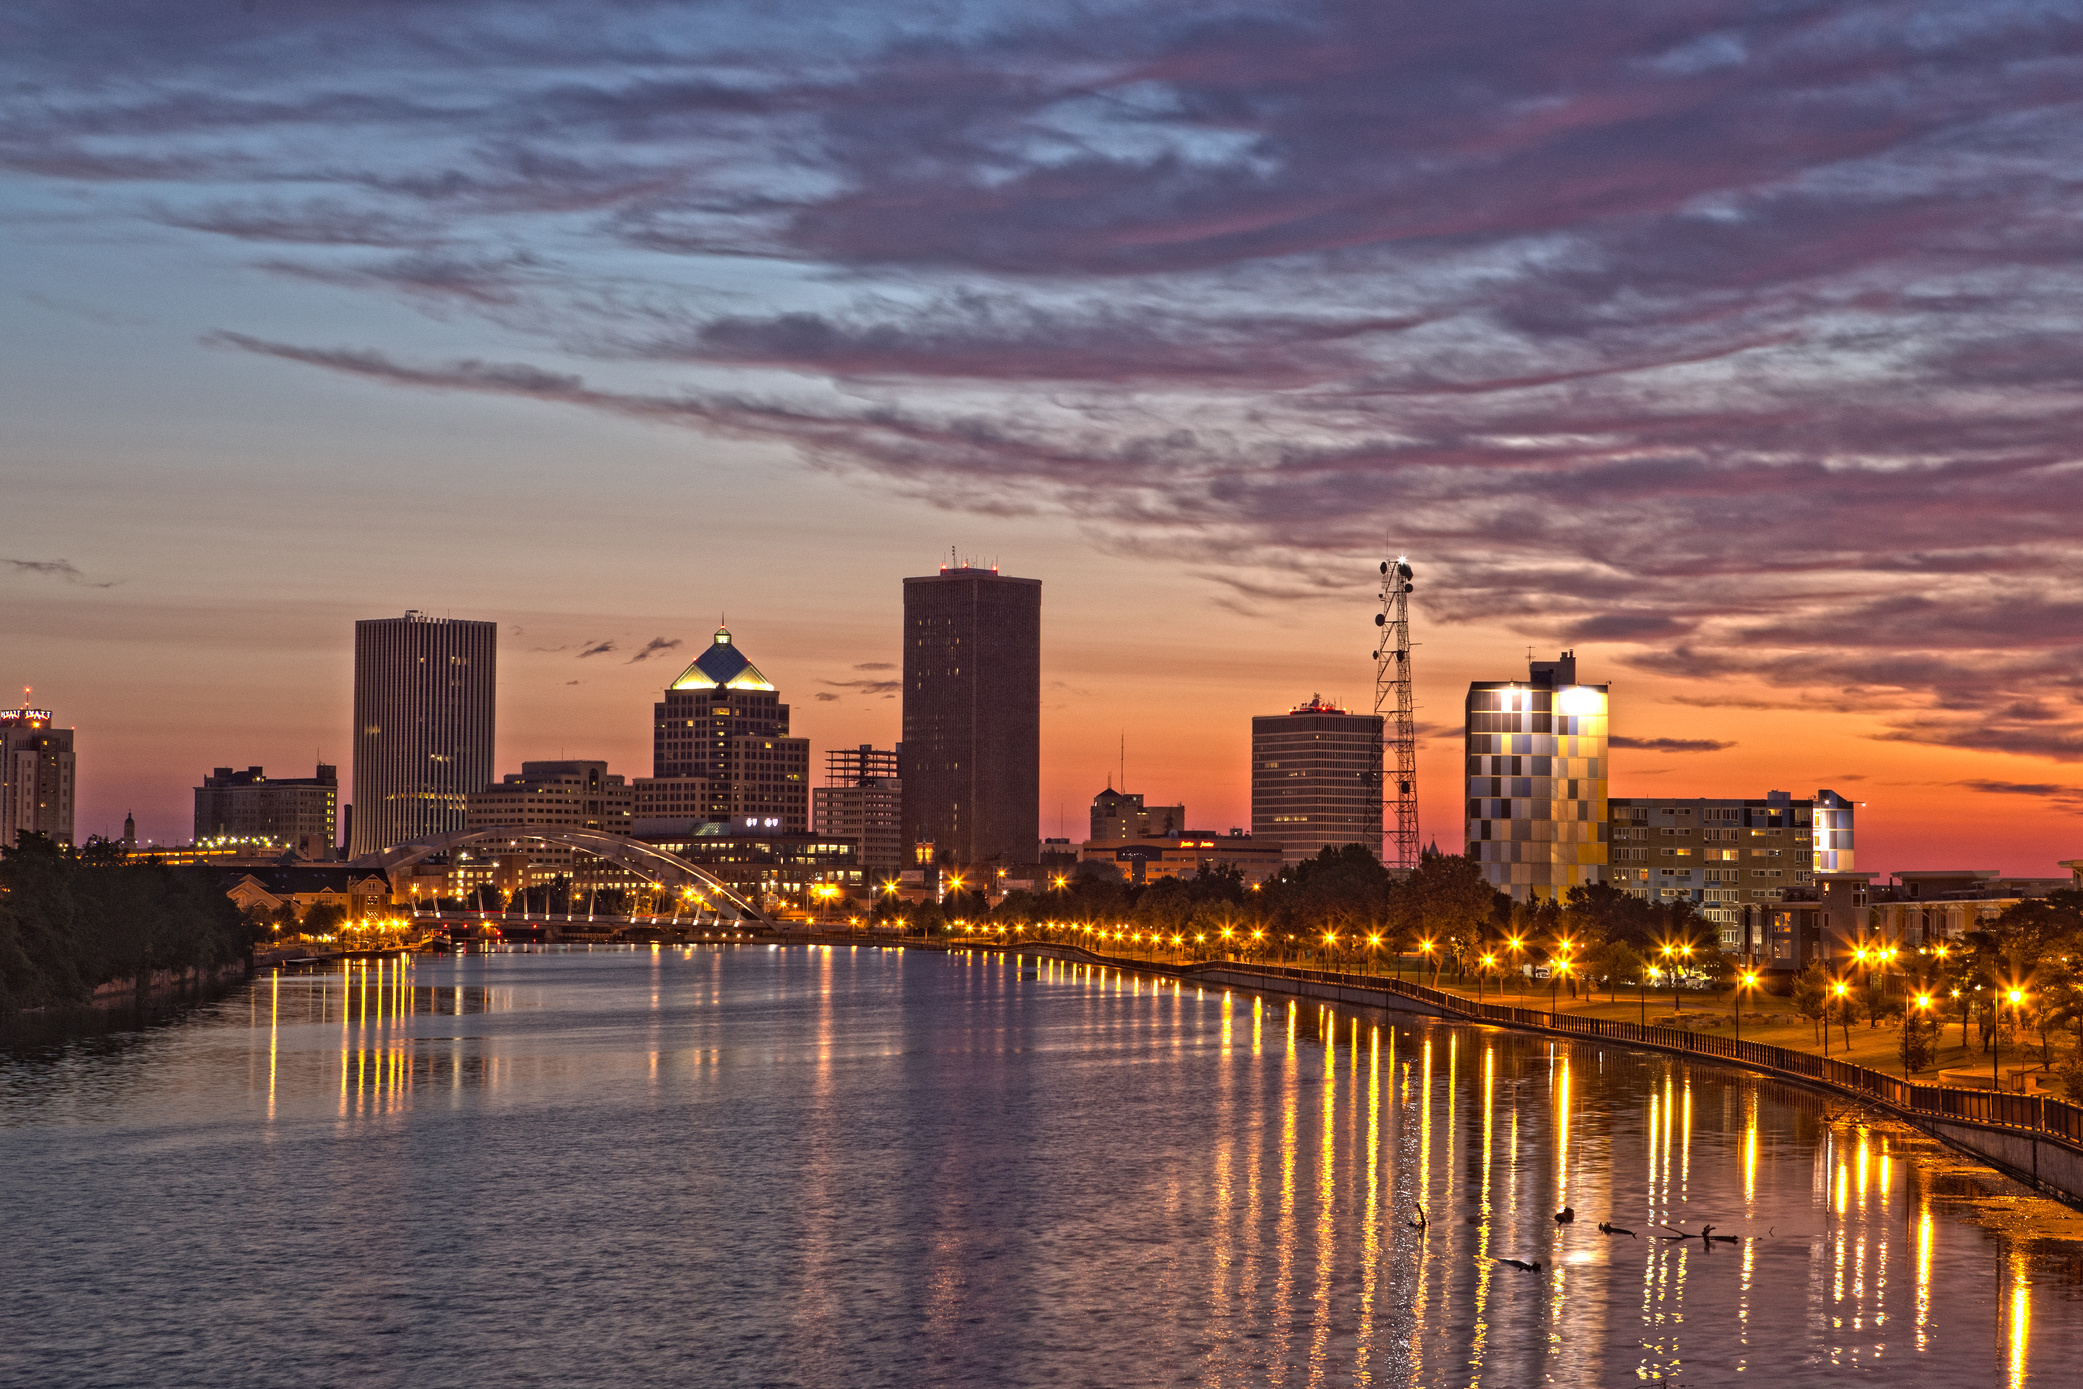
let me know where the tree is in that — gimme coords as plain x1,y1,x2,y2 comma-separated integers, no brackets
1794,962,1829,1044
1391,850,1492,984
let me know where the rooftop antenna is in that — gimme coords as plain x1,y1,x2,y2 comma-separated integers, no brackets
1374,553,1420,871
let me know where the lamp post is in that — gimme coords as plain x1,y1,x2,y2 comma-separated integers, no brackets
1736,971,1758,1045
1640,965,1652,1025
1907,992,1932,1077
1827,980,1849,1060
1507,934,1525,995
1418,939,1436,988
1479,953,1496,1005
1997,987,2026,1092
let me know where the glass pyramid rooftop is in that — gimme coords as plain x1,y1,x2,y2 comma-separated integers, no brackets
669,626,776,692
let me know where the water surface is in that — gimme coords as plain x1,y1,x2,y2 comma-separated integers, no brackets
4,944,2078,1386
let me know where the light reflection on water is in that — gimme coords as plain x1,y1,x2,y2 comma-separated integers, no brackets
2,945,2079,1386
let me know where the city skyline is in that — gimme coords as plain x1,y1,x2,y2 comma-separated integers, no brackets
21,577,2076,883
6,0,2082,877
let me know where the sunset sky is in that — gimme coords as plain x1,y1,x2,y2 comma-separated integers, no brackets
4,0,2080,876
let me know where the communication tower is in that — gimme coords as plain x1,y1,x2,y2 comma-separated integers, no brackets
1372,555,1419,870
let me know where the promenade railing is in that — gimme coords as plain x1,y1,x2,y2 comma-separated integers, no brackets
986,942,2083,1155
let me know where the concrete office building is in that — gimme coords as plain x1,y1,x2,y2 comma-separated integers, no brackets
650,626,809,834
901,564,1041,868
1464,652,1609,902
813,744,903,883
1609,791,1854,951
1080,830,1284,886
1251,695,1383,864
1,704,74,847
194,764,338,857
1090,786,1185,841
465,760,635,886
350,612,497,855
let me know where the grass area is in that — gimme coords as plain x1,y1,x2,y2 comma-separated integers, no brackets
1423,972,2066,1089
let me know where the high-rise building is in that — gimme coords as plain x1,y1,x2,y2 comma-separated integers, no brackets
1089,786,1185,840
813,744,904,883
1465,651,1609,902
645,626,809,833
901,564,1041,867
350,612,497,855
194,764,338,857
1,704,74,847
466,759,634,886
1251,695,1384,864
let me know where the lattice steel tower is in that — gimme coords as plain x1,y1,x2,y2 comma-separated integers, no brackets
1373,555,1419,870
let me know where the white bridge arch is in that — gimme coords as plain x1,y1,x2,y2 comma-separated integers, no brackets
370,827,763,921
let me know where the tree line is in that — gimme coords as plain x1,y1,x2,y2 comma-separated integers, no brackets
0,834,257,1014
872,844,1728,988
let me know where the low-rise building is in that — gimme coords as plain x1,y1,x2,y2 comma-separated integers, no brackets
1609,791,1846,947
465,760,634,887
194,764,338,858
1078,830,1284,886
1765,863,2078,971
637,820,860,913
1090,786,1186,841
223,865,394,925
813,744,902,883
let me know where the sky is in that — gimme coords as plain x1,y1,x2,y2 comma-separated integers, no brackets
3,0,2081,877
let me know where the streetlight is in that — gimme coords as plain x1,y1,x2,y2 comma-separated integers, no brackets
1735,971,1759,1045
1826,980,1849,1059
1660,941,1694,1013
1506,935,1525,995
1907,992,1933,1076
1549,958,1573,1025
1418,939,1436,987
1479,953,1496,1005
1997,987,2027,1092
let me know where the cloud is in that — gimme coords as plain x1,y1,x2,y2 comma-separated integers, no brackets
854,662,895,671
2,557,118,588
815,692,840,702
576,640,616,659
1958,779,2083,812
11,0,2083,768
627,636,682,663
1611,736,1735,754
821,677,902,695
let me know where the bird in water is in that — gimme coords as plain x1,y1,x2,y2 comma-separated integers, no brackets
1598,1221,1636,1237
1493,1257,1543,1272
1554,1206,1575,1225
1407,1203,1427,1231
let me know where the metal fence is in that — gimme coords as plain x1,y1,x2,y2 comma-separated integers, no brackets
1208,959,2083,1152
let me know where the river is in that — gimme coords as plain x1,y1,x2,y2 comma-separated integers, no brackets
4,944,2079,1386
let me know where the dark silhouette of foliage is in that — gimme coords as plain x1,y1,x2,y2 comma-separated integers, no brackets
0,833,257,1013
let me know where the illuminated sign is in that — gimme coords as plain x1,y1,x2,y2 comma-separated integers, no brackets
0,708,54,725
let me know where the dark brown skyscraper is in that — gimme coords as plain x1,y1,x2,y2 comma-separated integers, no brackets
902,564,1040,869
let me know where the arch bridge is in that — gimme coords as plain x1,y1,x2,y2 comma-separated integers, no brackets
369,827,763,921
